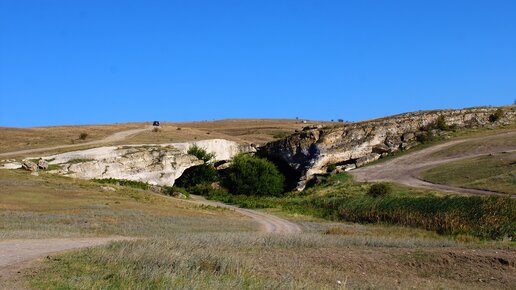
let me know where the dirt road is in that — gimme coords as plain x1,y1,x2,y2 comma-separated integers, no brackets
0,237,132,288
0,128,149,158
188,196,302,234
351,131,516,197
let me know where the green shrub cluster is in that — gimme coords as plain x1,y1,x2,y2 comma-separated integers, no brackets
93,178,150,190
416,131,437,143
187,145,215,163
326,164,337,173
162,186,190,198
367,183,391,197
489,108,504,123
175,145,219,188
436,115,449,131
224,154,285,196
337,195,515,240
175,165,218,188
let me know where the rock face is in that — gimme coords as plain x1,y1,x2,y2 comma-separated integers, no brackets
259,106,516,190
43,139,255,186
22,160,38,171
37,159,48,170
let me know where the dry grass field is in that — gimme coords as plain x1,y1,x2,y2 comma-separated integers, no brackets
0,169,256,240
0,123,145,154
1,169,515,289
0,119,327,155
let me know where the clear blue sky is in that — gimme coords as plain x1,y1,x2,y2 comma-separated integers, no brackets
1,0,515,127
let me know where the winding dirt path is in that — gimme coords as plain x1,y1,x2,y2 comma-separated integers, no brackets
350,131,516,197
0,128,149,158
0,237,133,288
188,196,302,234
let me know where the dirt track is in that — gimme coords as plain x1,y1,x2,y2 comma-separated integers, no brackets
0,237,132,289
0,128,149,158
189,196,302,234
351,131,516,197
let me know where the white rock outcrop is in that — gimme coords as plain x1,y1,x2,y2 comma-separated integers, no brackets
41,139,255,186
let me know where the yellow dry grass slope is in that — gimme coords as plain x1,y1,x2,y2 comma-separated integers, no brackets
0,169,256,240
0,123,144,154
0,118,327,154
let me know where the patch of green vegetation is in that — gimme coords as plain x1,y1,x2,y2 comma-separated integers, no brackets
489,108,504,123
421,153,516,195
47,164,61,170
162,185,191,198
93,178,150,190
223,154,285,196
175,165,218,188
326,163,337,173
176,145,219,189
67,158,95,164
206,173,515,240
367,183,391,197
187,144,215,163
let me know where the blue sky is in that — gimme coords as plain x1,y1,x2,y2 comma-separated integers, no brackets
1,0,515,127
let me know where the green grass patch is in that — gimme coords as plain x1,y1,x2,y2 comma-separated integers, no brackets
206,173,516,240
29,239,290,289
67,158,95,164
421,153,516,195
93,178,151,190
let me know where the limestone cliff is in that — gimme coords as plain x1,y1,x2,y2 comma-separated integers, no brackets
42,139,255,186
259,106,516,190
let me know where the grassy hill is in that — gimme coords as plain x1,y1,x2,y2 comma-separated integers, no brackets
0,119,327,155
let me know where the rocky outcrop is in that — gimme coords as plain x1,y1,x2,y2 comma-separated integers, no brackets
259,106,516,190
42,139,255,186
22,160,38,171
37,159,48,170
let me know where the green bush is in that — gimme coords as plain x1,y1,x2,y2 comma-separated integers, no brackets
175,164,218,188
162,186,190,198
175,145,219,188
436,115,449,131
224,154,285,196
326,164,337,173
367,183,391,197
489,108,504,123
188,183,229,200
416,131,437,143
187,145,215,163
